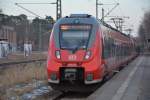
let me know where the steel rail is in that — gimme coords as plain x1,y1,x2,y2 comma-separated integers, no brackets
0,59,46,67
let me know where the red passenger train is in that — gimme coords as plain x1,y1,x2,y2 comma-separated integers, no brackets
47,14,137,92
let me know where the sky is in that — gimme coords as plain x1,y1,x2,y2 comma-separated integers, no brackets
0,0,150,36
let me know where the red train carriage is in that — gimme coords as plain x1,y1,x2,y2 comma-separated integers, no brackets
47,14,136,92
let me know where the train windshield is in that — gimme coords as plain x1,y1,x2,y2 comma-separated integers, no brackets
60,25,91,50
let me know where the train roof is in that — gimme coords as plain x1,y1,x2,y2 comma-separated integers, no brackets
98,19,130,39
56,14,97,25
59,14,131,39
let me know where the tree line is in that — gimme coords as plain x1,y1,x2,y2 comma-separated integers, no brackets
0,12,55,51
138,11,150,51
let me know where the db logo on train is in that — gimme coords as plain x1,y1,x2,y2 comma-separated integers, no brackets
68,55,77,61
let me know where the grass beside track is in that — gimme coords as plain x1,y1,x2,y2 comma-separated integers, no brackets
0,62,47,100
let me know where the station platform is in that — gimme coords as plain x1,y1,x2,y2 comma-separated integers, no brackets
87,56,150,100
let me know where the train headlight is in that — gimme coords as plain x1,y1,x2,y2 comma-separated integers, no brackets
50,73,57,80
84,50,91,60
86,73,93,81
55,50,61,59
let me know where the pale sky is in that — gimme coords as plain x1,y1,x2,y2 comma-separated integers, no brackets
0,0,150,36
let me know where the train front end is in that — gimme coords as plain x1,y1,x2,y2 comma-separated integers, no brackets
47,14,104,92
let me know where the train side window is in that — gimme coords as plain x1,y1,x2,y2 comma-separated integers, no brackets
103,37,109,58
102,38,105,59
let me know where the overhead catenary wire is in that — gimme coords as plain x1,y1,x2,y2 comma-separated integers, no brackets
113,0,134,34
15,3,43,18
104,3,119,18
15,3,54,5
15,1,61,20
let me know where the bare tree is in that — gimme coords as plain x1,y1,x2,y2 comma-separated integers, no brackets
0,9,2,14
143,11,150,38
138,24,146,42
138,11,150,51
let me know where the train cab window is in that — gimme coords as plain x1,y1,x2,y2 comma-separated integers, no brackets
60,25,91,50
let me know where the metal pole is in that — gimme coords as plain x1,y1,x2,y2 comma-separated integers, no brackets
39,23,42,51
56,0,62,20
25,21,28,42
120,19,123,32
102,8,104,21
96,0,98,19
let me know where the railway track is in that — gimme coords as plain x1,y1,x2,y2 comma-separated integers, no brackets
21,87,90,100
2,59,133,100
52,91,90,100
0,58,46,69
